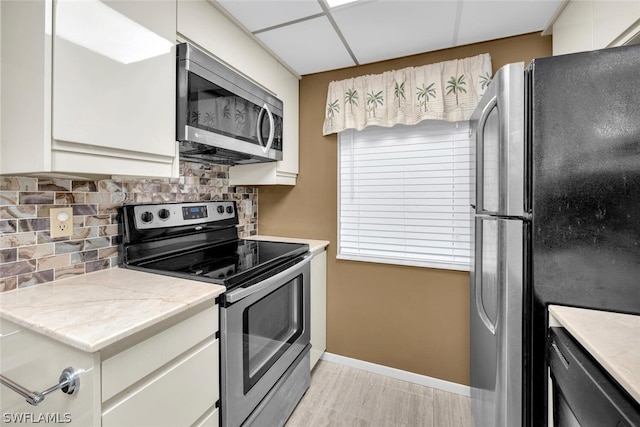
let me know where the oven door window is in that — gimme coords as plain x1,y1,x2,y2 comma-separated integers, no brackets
186,72,283,151
243,275,303,393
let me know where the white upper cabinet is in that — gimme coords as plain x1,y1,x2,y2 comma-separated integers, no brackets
552,0,640,55
177,0,300,185
176,0,279,95
0,0,178,178
52,1,176,161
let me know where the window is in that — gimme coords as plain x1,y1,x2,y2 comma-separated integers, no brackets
338,120,471,271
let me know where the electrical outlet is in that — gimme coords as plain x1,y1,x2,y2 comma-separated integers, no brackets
50,207,74,238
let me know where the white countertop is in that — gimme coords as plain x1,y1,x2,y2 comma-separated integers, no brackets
246,235,330,255
549,305,640,404
0,268,225,353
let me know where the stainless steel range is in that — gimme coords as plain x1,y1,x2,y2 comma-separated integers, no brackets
119,201,311,427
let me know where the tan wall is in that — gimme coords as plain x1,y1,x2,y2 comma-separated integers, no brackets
258,33,552,386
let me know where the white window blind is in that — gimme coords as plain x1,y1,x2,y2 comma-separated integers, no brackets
338,120,471,271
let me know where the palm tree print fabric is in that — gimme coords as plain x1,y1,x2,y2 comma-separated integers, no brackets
322,53,492,135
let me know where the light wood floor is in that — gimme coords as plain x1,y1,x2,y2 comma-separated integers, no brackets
285,360,472,427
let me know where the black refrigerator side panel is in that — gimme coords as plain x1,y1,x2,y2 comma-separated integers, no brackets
531,44,640,314
529,44,640,426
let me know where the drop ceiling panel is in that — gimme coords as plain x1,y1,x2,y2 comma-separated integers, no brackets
213,0,561,75
217,0,323,32
457,0,562,46
256,15,357,75
332,1,460,65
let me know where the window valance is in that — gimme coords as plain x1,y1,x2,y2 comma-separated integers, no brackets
322,53,492,135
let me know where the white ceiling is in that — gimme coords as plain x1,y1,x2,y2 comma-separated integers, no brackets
214,0,564,76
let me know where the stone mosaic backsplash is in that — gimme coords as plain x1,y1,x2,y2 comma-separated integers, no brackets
0,161,258,292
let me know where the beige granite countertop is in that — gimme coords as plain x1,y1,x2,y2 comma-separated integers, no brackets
549,305,640,404
0,268,225,353
246,235,330,255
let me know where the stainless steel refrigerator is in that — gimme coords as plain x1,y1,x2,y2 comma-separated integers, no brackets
469,44,640,427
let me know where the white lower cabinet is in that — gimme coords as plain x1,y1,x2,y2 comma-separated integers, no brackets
0,320,99,427
102,339,218,427
310,250,327,369
101,305,219,427
0,304,219,427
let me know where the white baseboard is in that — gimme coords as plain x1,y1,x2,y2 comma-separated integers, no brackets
320,352,471,397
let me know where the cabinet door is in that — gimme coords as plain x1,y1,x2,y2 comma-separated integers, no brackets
0,319,99,427
177,0,278,92
275,63,300,177
0,0,52,175
52,0,176,158
593,1,640,48
309,250,327,369
552,0,640,55
551,0,593,55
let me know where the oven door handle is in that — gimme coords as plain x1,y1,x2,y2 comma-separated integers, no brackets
225,254,312,303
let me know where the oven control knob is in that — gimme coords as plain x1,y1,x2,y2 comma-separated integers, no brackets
226,206,234,214
158,208,170,220
140,211,154,223
217,205,225,214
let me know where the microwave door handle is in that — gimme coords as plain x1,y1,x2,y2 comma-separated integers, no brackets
476,96,498,214
265,104,275,153
256,104,276,154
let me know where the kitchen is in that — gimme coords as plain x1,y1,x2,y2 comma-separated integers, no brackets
1,0,639,426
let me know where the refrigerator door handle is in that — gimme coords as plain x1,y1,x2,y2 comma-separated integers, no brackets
474,218,497,335
475,95,498,214
475,266,497,335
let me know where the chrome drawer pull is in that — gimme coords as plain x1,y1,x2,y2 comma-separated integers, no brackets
0,367,80,406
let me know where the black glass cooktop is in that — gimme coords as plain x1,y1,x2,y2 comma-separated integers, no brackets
134,239,308,289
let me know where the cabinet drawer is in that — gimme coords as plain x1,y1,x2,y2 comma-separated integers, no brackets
102,305,218,401
102,338,219,427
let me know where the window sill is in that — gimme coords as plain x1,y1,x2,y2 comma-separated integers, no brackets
336,253,470,272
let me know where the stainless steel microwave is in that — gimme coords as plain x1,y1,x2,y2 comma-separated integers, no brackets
176,43,283,165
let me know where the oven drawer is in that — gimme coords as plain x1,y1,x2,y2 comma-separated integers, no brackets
102,304,218,401
102,337,219,427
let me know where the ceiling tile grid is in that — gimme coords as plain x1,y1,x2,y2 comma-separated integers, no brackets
256,15,357,75
214,0,563,75
456,0,563,46
331,1,461,65
217,0,324,32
